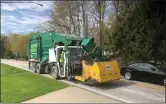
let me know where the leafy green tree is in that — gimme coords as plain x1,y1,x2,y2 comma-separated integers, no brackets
2,32,38,60
105,0,166,65
1,35,11,58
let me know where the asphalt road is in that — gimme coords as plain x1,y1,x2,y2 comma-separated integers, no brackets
1,59,165,103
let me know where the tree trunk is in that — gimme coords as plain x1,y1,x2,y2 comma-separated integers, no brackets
67,1,76,35
81,1,88,38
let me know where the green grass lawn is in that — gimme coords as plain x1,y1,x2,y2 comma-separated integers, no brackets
1,63,68,103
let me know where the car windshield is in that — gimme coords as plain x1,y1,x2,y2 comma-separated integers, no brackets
129,63,155,69
152,64,166,70
129,62,166,70
128,64,139,68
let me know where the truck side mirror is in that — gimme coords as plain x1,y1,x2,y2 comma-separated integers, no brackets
66,50,70,55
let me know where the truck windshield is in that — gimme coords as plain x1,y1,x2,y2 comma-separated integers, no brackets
67,48,83,63
68,48,83,56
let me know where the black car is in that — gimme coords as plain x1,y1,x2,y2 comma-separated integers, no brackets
120,62,166,85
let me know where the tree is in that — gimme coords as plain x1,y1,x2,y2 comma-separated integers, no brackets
106,0,166,65
47,1,82,35
3,32,38,60
1,35,11,58
42,1,112,40
88,1,108,47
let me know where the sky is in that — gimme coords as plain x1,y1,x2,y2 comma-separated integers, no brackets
1,1,53,34
1,1,114,35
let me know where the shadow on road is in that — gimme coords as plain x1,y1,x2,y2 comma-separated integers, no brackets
133,78,164,86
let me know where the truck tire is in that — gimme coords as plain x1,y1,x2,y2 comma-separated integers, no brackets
29,62,33,70
66,67,73,80
36,63,43,74
30,62,36,73
51,65,59,80
45,64,51,74
32,63,36,73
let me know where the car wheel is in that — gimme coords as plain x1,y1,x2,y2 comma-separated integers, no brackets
51,65,59,80
125,72,132,80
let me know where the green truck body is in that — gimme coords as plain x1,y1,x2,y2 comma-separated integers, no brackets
81,38,109,61
27,32,112,81
27,32,83,62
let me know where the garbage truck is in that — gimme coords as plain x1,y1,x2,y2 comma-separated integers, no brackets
27,32,121,83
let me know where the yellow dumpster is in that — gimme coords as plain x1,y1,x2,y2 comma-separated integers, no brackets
75,60,121,83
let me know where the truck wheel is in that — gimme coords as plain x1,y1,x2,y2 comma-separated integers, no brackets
125,72,132,80
29,62,33,70
51,65,59,80
66,69,73,80
45,64,51,74
32,63,36,73
29,62,36,73
36,63,43,74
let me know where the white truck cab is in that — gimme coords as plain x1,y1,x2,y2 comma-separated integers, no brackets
49,46,83,78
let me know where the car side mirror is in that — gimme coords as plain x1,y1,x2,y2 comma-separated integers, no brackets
151,67,156,71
